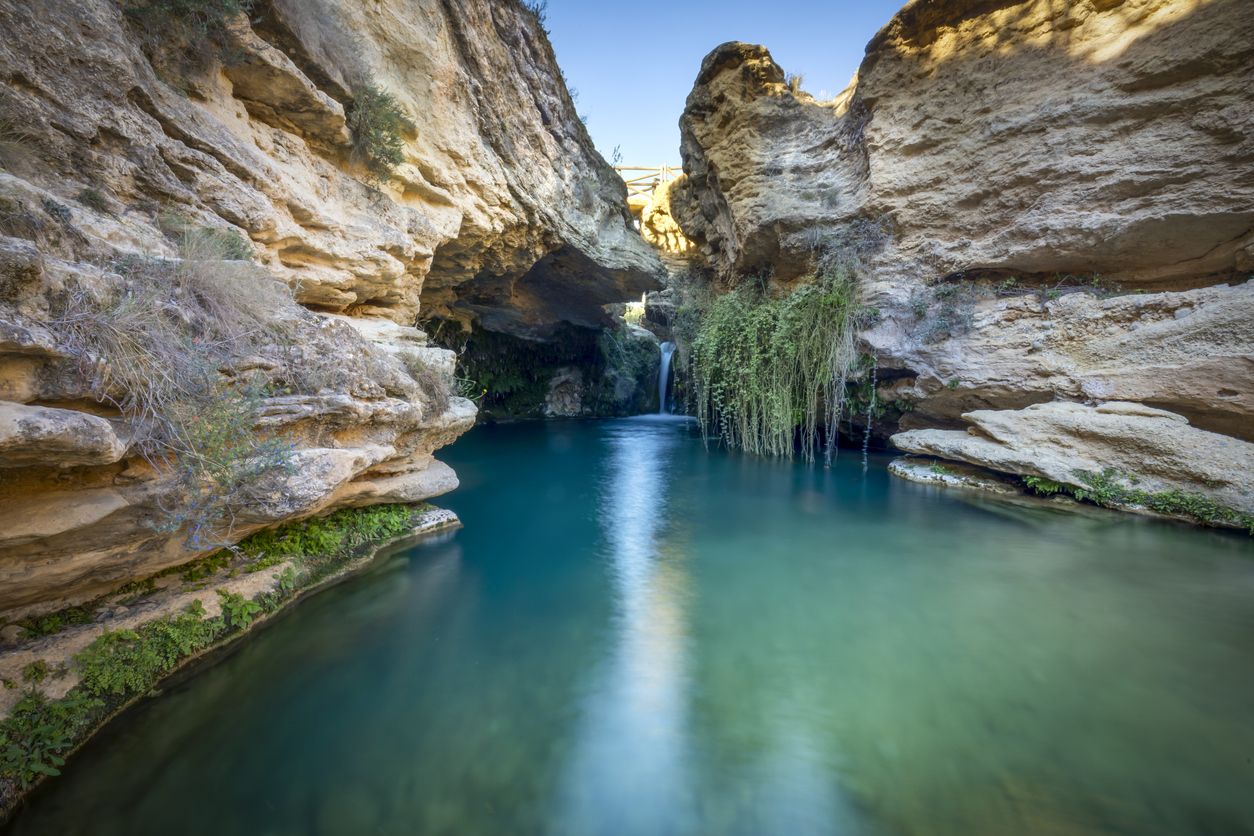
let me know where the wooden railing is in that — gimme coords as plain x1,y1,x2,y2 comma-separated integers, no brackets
614,165,683,199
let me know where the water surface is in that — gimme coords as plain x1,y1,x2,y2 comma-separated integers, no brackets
9,418,1254,835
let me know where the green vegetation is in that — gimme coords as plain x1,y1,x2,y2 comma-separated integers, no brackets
910,280,978,343
75,602,221,699
690,264,871,462
2,449,432,791
0,692,102,787
1023,469,1253,533
19,662,49,685
0,504,435,796
348,84,412,183
1023,475,1068,496
229,504,422,584
595,328,660,411
39,198,71,226
158,213,254,261
911,272,1127,343
520,0,548,23
216,590,261,631
17,605,97,640
671,223,891,461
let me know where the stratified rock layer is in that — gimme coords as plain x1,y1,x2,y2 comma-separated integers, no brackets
0,0,657,617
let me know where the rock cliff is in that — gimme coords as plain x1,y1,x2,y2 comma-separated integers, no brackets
670,0,1253,520
0,0,659,619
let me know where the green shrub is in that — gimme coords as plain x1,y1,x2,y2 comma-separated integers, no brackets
20,661,49,684
0,504,434,796
591,329,659,413
38,198,71,226
691,263,869,462
159,213,254,261
216,590,261,631
348,84,411,183
513,0,548,25
275,566,297,595
0,691,102,787
234,504,418,563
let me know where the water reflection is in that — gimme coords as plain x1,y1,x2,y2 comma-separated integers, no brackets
556,417,694,835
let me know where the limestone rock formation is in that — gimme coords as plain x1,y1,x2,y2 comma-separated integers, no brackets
670,0,1253,513
639,177,697,258
892,401,1254,526
0,0,657,618
677,2,1254,289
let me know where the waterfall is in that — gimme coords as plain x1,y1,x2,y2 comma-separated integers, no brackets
658,341,676,414
862,357,878,473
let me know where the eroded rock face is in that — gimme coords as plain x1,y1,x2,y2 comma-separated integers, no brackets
678,2,1254,288
0,0,655,618
639,177,697,258
892,401,1254,524
671,0,1253,501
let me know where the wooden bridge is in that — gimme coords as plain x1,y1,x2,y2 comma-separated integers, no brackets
614,165,683,200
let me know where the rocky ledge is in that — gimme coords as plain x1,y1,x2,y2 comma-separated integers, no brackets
893,402,1254,530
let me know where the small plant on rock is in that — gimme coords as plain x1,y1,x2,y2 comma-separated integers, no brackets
217,589,262,631
348,84,412,183
20,661,49,685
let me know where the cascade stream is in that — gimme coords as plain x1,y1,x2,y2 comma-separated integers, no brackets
658,341,676,414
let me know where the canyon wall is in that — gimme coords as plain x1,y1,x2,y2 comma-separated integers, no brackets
670,0,1252,520
0,0,659,619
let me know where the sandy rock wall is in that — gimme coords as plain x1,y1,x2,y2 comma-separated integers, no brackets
670,0,1253,503
0,0,656,618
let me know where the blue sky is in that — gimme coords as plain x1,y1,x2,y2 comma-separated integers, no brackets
544,0,905,165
